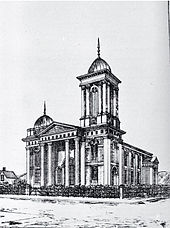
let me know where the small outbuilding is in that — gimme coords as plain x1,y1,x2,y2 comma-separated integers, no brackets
0,167,17,184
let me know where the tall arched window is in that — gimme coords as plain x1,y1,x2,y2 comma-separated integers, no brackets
90,86,99,117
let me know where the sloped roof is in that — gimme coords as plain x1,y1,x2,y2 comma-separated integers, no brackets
0,170,17,179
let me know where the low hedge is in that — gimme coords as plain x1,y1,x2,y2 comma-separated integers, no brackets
37,185,120,198
0,181,28,195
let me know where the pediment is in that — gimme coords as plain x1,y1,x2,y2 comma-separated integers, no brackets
38,121,78,136
151,156,159,164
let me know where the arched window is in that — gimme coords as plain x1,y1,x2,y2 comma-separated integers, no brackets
90,86,99,117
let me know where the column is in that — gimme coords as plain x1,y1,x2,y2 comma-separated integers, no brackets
126,152,129,185
98,83,102,114
119,143,124,185
48,142,52,186
65,139,69,186
155,168,158,185
104,137,111,185
40,143,45,186
75,138,80,185
103,82,106,113
119,145,124,200
113,89,117,127
116,89,119,117
106,83,108,112
81,140,85,185
81,86,85,117
32,151,35,186
86,86,89,116
107,83,110,113
113,89,116,116
134,154,137,184
26,147,30,185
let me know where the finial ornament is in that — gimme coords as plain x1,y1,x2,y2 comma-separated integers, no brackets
97,37,100,58
44,101,46,115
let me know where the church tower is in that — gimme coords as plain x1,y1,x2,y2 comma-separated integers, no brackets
77,39,125,186
77,39,125,138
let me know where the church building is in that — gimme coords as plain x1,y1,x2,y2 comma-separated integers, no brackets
22,39,159,187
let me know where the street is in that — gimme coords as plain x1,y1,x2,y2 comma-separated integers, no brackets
0,195,169,227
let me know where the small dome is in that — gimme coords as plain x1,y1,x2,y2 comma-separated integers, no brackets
88,57,111,74
34,114,53,128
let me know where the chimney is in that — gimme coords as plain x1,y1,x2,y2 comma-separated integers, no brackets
2,167,6,171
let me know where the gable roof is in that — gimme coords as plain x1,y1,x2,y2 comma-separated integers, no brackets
37,121,80,136
151,156,159,164
0,170,17,179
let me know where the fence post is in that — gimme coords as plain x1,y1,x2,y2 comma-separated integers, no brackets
119,184,124,199
25,184,31,195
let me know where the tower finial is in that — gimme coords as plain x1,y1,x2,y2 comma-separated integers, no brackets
97,37,100,58
44,101,46,115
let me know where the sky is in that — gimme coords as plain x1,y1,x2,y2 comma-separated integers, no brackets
0,1,169,175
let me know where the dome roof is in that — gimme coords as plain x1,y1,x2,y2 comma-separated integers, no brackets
34,114,53,128
34,101,53,129
88,57,111,74
88,38,111,74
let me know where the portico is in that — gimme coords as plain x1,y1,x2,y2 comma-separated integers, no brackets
24,121,86,187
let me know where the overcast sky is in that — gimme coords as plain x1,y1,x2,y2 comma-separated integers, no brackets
0,1,169,175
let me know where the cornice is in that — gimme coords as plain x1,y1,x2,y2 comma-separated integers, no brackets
77,69,121,84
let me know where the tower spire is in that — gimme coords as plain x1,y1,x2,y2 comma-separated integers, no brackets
43,101,46,115
97,38,100,58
